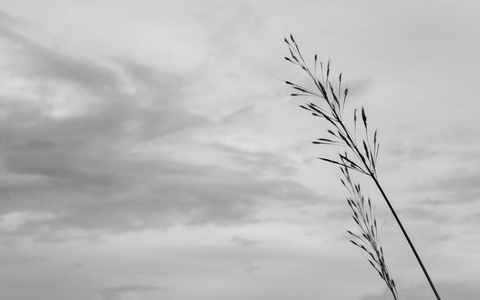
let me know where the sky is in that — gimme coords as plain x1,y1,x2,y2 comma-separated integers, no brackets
0,1,479,299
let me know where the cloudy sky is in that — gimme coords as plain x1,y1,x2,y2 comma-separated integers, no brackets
0,1,479,299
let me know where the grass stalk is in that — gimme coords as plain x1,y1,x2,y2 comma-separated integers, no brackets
283,34,441,300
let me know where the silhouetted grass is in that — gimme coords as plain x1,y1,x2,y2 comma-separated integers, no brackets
284,34,441,300
342,166,398,299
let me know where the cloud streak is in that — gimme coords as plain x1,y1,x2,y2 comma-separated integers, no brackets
0,12,318,239
361,281,480,300
97,284,167,300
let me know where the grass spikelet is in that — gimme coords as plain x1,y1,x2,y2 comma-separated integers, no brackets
342,167,398,300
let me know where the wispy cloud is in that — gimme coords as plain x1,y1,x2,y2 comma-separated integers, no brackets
407,171,480,205
361,281,480,300
232,236,259,247
97,284,167,300
0,11,317,239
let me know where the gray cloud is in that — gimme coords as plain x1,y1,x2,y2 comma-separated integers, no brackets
232,236,259,247
361,281,480,300
396,206,446,223
97,284,167,300
411,171,480,204
244,264,261,273
0,13,318,239
209,142,297,176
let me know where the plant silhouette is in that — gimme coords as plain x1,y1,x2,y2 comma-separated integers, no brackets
284,34,441,300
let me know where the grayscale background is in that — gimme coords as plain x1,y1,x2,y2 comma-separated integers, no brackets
0,1,478,300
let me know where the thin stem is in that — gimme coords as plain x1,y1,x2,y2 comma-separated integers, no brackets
371,176,442,300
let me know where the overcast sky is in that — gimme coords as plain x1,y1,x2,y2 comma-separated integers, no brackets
0,1,480,300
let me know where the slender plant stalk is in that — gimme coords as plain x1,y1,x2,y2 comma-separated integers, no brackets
372,177,442,300
283,34,441,300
